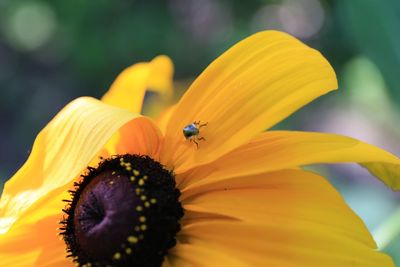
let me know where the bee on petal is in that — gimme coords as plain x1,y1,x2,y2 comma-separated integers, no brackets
183,121,208,148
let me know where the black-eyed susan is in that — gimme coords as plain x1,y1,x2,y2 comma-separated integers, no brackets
1,31,399,267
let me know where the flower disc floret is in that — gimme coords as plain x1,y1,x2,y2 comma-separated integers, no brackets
60,154,183,267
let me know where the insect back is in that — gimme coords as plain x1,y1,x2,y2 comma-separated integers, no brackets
182,121,208,148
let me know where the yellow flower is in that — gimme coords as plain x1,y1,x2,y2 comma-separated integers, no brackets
1,31,399,267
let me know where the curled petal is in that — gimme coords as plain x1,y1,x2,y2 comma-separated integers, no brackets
102,55,174,113
0,97,140,235
181,131,400,191
180,170,393,267
161,31,337,173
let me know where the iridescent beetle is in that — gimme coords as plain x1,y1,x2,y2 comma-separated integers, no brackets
183,121,208,148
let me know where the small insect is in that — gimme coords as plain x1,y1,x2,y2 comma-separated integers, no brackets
183,121,208,148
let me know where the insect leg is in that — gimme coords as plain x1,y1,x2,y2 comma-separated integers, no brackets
193,139,199,149
199,122,208,128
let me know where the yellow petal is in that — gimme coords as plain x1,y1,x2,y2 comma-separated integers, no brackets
181,131,400,191
168,242,250,267
0,250,41,267
180,221,393,267
8,119,161,231
0,214,73,267
116,117,163,159
35,236,73,267
161,31,337,172
101,55,174,114
101,55,172,155
182,169,375,247
180,170,394,267
1,184,68,237
156,104,176,134
147,55,174,96
0,97,139,235
162,257,173,267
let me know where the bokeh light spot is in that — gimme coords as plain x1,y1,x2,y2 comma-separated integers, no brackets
251,5,286,33
252,0,325,39
169,0,233,44
343,56,390,112
5,2,57,51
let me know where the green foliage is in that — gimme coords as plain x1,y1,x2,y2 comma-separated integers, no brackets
338,0,400,103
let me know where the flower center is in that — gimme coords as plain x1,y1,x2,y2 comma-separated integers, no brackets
60,154,184,267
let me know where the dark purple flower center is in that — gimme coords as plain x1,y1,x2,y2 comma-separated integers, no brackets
60,154,183,267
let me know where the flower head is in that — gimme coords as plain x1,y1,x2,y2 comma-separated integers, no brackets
1,31,399,267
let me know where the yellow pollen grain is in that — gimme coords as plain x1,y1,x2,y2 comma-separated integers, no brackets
112,171,116,175
130,176,135,182
126,166,132,171
127,236,138,244
143,175,148,180
125,248,132,254
135,188,141,195
133,170,140,176
113,252,121,260
144,201,150,208
150,198,157,204
140,195,147,201
139,216,146,223
138,179,145,186
140,224,147,231
136,206,143,212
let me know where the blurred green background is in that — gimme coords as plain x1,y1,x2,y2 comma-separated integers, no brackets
0,0,399,264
